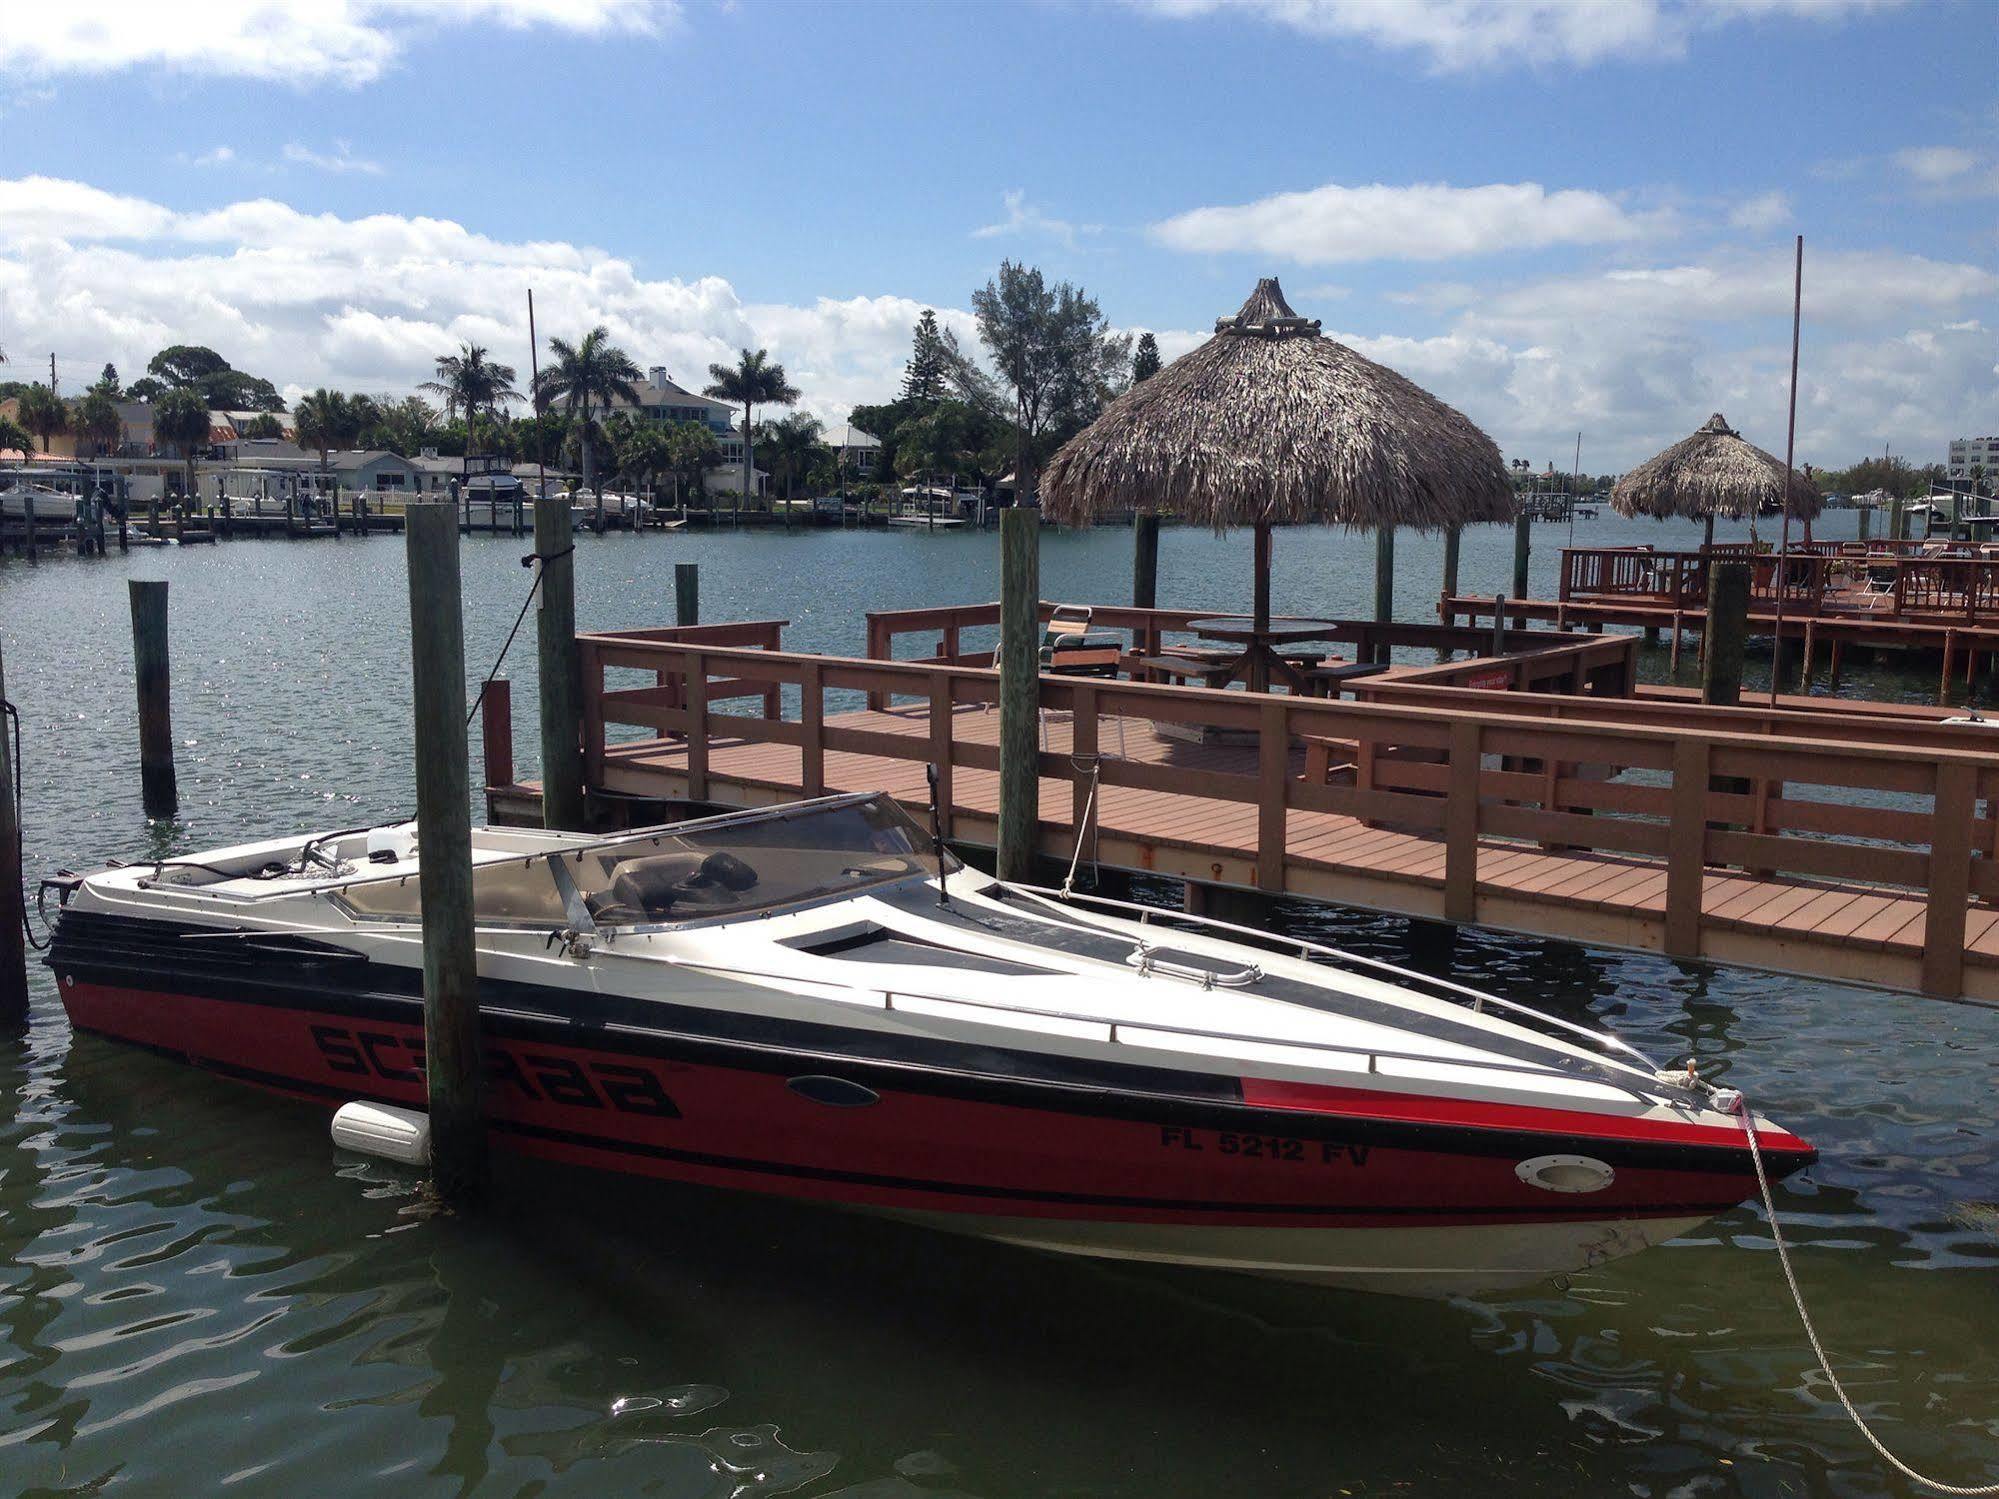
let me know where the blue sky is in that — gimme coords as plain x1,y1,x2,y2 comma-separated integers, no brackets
1,0,1993,468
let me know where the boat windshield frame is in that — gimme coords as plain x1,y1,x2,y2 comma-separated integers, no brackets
320,792,949,929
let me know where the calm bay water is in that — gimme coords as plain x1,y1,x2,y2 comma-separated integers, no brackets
1,514,1995,1497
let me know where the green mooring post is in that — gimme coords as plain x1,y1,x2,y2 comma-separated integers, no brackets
1132,512,1159,610
1890,495,1906,542
1512,509,1531,599
1703,561,1750,707
996,507,1040,883
0,635,27,1024
1857,505,1871,543
675,563,700,627
128,581,177,818
1373,525,1395,663
534,494,586,831
403,501,486,1204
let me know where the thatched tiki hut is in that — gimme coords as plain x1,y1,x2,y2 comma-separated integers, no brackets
1041,278,1513,666
1611,412,1822,547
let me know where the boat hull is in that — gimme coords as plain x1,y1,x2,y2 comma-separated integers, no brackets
53,965,1805,1296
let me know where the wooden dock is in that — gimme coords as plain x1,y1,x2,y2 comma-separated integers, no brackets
484,608,1999,1003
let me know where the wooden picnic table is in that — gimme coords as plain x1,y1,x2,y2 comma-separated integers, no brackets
1184,615,1344,693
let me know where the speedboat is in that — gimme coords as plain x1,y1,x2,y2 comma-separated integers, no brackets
45,792,1814,1296
0,467,81,523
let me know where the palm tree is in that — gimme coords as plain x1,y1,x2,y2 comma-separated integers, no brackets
761,411,824,509
704,349,799,522
536,326,642,528
151,386,212,508
75,388,123,456
420,343,520,447
16,384,66,453
0,416,31,459
293,389,360,475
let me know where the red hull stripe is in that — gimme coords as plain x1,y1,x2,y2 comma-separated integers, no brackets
58,978,1785,1228
1242,1077,1811,1158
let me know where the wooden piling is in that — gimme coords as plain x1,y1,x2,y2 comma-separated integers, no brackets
1669,607,1684,675
128,581,177,818
1512,509,1531,598
0,636,27,1025
1440,524,1461,619
1132,512,1159,610
1703,561,1750,707
1857,505,1871,543
675,563,700,627
1490,594,1506,658
1373,526,1395,663
534,494,586,831
403,500,487,1204
996,507,1040,882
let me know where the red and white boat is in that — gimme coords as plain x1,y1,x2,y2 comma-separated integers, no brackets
47,792,1814,1296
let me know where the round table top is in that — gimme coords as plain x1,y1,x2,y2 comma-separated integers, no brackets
1184,616,1343,642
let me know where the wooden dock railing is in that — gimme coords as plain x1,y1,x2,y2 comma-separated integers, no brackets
1559,545,1999,624
572,635,1999,998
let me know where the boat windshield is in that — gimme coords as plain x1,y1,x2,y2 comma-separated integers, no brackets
334,795,943,927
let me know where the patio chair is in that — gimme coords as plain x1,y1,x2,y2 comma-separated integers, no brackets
1039,604,1123,678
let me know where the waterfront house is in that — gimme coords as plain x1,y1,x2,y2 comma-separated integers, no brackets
821,424,882,476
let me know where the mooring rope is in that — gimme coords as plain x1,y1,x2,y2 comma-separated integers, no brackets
1737,1101,1998,1495
1060,756,1101,898
465,544,571,728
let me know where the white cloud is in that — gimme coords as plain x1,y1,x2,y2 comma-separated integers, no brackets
1122,0,1906,70
972,190,1098,250
0,174,954,428
0,0,678,87
177,145,236,168
1727,190,1790,233
283,141,384,175
1460,249,1998,339
1894,145,1978,183
1152,181,1651,264
4,173,1992,472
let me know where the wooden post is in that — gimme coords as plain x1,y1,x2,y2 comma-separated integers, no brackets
128,581,177,818
1670,606,1684,675
481,678,514,789
1491,594,1506,659
1857,505,1871,543
1443,721,1481,923
1512,509,1531,599
1373,526,1394,664
1440,524,1461,619
1891,494,1905,542
1702,561,1750,707
675,563,699,627
403,500,486,1203
996,507,1040,882
534,494,586,830
0,636,27,1025
1132,512,1159,610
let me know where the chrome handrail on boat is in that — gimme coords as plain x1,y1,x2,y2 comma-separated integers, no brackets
593,947,1668,1106
996,881,1655,1067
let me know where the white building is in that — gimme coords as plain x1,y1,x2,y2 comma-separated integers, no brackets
822,423,883,475
1948,436,1999,481
599,366,764,496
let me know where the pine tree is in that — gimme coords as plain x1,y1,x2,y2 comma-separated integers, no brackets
1132,332,1161,384
898,310,947,407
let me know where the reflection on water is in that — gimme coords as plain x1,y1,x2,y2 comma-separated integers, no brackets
2,521,1996,1496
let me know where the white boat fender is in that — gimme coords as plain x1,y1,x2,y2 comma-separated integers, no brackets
331,1100,431,1166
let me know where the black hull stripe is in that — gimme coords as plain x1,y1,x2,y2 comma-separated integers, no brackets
85,1025,1742,1222
51,917,1813,1177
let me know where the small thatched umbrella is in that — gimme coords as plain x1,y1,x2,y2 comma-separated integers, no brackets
1041,278,1513,674
1610,413,1822,546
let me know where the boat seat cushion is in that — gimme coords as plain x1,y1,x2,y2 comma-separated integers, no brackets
600,849,760,918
